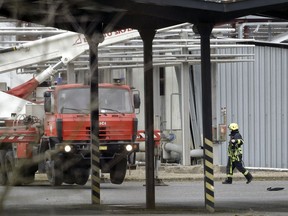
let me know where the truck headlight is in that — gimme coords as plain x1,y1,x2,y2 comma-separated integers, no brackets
64,145,72,152
125,144,133,152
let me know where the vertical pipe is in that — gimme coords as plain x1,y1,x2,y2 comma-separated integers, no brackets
139,29,156,209
181,61,190,165
88,37,101,205
66,62,75,84
180,31,191,165
196,23,215,213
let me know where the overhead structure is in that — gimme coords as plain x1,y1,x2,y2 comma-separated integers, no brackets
0,1,287,32
1,0,288,212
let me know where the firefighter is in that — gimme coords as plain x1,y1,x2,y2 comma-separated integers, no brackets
222,123,253,184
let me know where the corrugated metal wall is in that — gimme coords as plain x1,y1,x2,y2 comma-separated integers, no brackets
217,44,288,168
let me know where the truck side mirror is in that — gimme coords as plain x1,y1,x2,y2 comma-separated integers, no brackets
133,93,141,109
44,91,52,113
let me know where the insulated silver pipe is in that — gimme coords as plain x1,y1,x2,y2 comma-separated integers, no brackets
238,22,288,39
163,142,203,159
0,30,67,35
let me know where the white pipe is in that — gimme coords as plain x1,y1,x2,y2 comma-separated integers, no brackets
100,53,254,59
34,61,64,83
0,27,65,30
165,28,236,33
163,142,203,160
138,141,203,161
164,142,182,154
246,167,288,172
238,22,288,39
270,32,288,43
190,148,204,158
129,38,254,43
139,142,145,152
98,55,254,64
103,44,255,49
0,30,67,35
98,59,255,69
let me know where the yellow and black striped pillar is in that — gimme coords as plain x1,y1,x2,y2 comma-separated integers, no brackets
195,23,215,213
88,37,101,205
204,138,215,212
91,133,101,204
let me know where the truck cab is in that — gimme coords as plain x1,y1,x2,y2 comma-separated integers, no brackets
41,82,140,185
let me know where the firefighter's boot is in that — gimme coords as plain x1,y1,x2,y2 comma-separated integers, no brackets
222,177,232,184
245,172,253,184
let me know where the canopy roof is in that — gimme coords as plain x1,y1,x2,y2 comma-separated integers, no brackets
0,0,288,33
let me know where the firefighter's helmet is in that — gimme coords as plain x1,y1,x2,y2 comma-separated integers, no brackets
228,123,239,131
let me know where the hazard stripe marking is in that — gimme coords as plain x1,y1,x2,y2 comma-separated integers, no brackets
205,148,213,158
91,132,100,205
206,182,214,192
205,171,214,181
206,203,214,212
205,160,213,169
206,192,215,203
204,138,213,147
204,137,214,212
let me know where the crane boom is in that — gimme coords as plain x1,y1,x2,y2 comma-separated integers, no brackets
0,23,187,75
0,32,89,74
0,29,141,75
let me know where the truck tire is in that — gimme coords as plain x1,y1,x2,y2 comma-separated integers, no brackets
38,138,49,173
110,158,127,184
0,150,7,185
74,168,90,185
63,170,75,185
5,151,21,186
19,161,37,185
45,151,63,186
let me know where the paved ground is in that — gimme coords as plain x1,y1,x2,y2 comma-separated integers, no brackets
35,164,288,182
1,179,288,216
124,165,288,182
1,165,287,216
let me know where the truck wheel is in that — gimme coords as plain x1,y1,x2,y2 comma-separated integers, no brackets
110,158,127,184
5,151,21,186
20,162,37,185
0,150,7,185
74,168,90,185
63,171,75,185
45,151,63,186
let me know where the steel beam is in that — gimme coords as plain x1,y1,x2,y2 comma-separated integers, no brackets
139,28,156,209
195,23,215,213
87,37,101,205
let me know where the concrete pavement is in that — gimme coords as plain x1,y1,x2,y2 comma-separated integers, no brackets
35,164,288,182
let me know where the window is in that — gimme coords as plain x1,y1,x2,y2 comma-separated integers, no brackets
99,87,133,113
58,88,90,114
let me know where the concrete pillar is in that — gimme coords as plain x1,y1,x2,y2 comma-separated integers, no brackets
66,62,75,84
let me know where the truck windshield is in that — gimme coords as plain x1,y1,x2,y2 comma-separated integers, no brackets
58,88,90,114
58,87,133,114
99,87,133,113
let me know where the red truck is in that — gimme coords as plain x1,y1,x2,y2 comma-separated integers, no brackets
0,82,140,186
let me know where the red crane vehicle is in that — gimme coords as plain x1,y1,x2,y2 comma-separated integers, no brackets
40,82,140,186
0,29,141,186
